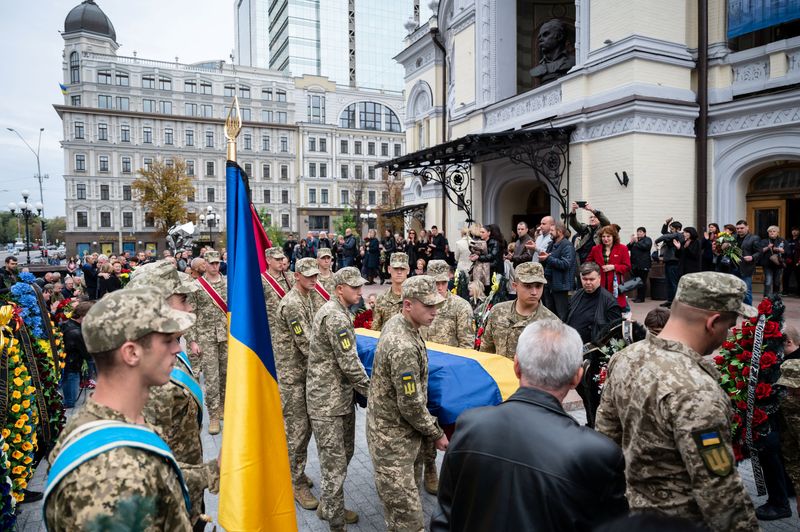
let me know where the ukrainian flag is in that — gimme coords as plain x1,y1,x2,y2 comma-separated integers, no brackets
59,83,68,95
219,161,297,531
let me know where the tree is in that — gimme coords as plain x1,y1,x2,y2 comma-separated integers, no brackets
256,207,286,247
132,158,193,235
332,208,357,237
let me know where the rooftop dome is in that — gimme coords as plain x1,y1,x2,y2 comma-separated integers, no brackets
64,0,116,42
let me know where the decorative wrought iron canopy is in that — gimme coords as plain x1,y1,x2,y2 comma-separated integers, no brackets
381,202,427,229
377,127,574,221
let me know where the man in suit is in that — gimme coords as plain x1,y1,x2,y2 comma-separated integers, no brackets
735,219,762,305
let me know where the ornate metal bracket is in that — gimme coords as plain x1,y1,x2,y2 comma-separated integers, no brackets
507,140,570,219
410,162,474,224
403,205,427,229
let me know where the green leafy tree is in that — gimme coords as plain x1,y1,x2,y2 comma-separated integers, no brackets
256,207,285,247
132,158,193,235
333,208,357,237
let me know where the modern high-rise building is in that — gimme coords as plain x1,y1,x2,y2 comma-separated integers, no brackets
234,0,270,69
259,0,432,91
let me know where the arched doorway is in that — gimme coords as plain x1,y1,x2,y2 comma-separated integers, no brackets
497,180,551,237
746,163,800,238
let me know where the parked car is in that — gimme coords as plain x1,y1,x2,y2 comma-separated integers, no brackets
55,245,67,259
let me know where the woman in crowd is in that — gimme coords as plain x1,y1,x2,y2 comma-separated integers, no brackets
587,225,631,310
364,228,381,284
96,261,122,298
470,223,506,292
467,280,487,310
405,229,419,268
702,222,719,271
676,226,702,278
416,229,431,262
380,228,396,282
468,224,490,289
411,257,427,277
454,226,474,275
761,225,786,297
294,238,310,263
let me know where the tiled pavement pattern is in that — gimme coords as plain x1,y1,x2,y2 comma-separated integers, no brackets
18,290,800,531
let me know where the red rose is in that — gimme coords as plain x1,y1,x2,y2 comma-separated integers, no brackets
732,413,742,426
760,352,778,369
728,364,738,375
735,380,746,390
733,444,744,463
758,299,773,315
756,382,773,399
721,341,736,351
764,321,783,338
736,400,747,411
740,337,754,348
714,355,724,365
742,366,750,377
736,351,752,362
752,408,768,426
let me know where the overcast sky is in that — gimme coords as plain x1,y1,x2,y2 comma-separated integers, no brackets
0,0,234,217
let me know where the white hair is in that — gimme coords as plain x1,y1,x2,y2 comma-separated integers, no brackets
516,320,583,389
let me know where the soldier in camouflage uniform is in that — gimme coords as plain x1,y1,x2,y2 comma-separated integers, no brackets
307,267,371,531
480,262,558,358
273,257,320,510
371,252,409,331
45,288,206,531
262,247,293,326
367,275,449,531
596,272,759,531
186,250,227,435
311,247,336,314
127,261,218,530
777,358,800,516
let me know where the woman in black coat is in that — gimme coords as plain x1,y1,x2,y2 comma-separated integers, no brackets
380,228,396,283
405,229,418,268
364,229,381,284
676,226,702,277
471,223,506,283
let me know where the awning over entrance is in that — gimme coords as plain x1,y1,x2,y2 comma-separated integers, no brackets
377,127,574,221
381,202,427,229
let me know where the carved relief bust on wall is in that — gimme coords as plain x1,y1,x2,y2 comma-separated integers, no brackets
530,19,575,84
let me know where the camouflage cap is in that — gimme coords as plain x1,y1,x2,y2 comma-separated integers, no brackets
295,257,320,277
334,266,366,287
317,247,333,258
128,260,198,295
427,260,450,282
82,287,196,353
515,261,547,284
390,252,410,269
265,247,286,260
674,272,756,317
402,275,446,306
777,359,800,388
205,250,221,263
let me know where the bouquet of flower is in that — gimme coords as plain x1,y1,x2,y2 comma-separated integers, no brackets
54,298,77,325
474,273,508,350
715,231,743,267
353,309,373,330
594,338,629,391
715,296,785,462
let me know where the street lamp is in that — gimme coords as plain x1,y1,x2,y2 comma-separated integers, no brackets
359,206,378,234
198,205,217,247
8,190,43,265
7,127,48,247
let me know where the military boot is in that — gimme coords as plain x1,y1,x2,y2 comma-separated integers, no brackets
294,484,319,510
424,463,439,495
316,507,359,524
208,417,220,435
300,473,314,488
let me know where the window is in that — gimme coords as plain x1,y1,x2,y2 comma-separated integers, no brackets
262,164,271,179
75,154,86,172
185,129,194,146
368,165,375,179
143,99,156,113
385,107,401,132
262,110,273,122
201,104,213,117
121,157,131,173
100,184,109,200
74,121,84,139
71,95,81,107
164,128,173,145
159,77,172,91
98,95,112,109
165,158,174,168
280,165,288,180
381,143,389,157
320,138,327,152
123,185,131,201
244,163,253,176
185,103,198,116
340,140,348,153
368,142,376,156
280,136,288,152
116,96,129,110
354,141,362,155
382,191,389,205
205,131,214,148
200,81,212,94
98,70,111,84
277,111,287,123
186,160,195,176
100,212,111,228
160,101,172,114
263,189,271,203
276,90,287,102
309,163,317,178
341,189,349,205
355,165,363,179
262,88,273,100
145,212,155,227
143,127,152,144
340,165,349,179
96,123,108,141
281,213,289,228
368,190,376,205
185,80,197,93
281,190,289,203
69,51,80,83
308,94,325,123
120,125,130,142
309,215,328,231
239,86,251,99
262,135,270,151
116,72,129,86
394,143,401,157
320,163,327,178
340,104,356,128
76,184,86,199
76,211,88,227
241,108,251,121
207,188,215,203
359,102,380,130
142,76,155,89
321,188,328,204
309,138,316,152
206,161,215,176
243,134,252,150
122,212,133,228
224,85,235,97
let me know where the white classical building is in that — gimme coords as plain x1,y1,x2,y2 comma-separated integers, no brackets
57,0,404,256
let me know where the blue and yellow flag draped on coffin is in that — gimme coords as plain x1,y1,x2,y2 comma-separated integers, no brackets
355,329,517,424
219,161,297,531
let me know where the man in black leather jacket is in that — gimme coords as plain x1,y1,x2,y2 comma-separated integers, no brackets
431,320,628,532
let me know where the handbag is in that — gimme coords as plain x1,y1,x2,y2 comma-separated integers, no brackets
769,253,783,267
618,277,643,294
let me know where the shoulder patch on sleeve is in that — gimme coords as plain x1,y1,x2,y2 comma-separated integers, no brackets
401,371,416,396
337,328,353,350
692,428,733,477
290,319,303,336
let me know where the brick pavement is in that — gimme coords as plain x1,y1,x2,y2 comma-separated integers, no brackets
17,288,800,531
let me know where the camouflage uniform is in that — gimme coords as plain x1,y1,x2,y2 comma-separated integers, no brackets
596,272,759,531
367,276,445,532
273,258,319,489
186,252,228,420
306,267,371,530
262,248,293,325
371,253,410,331
777,360,800,499
420,260,475,349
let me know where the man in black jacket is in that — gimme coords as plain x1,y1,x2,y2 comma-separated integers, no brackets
566,262,622,345
655,218,684,307
431,319,627,532
627,227,652,302
429,225,448,260
342,227,357,266
59,300,94,408
735,219,762,305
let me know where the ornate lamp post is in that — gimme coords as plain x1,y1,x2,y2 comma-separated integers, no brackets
7,127,48,247
198,205,217,247
8,190,43,264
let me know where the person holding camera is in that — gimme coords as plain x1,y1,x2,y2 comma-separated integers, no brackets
568,202,611,264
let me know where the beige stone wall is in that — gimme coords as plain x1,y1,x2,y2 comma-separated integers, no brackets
453,25,476,107
590,0,689,51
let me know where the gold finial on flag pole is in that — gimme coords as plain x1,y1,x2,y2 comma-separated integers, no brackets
225,95,242,162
